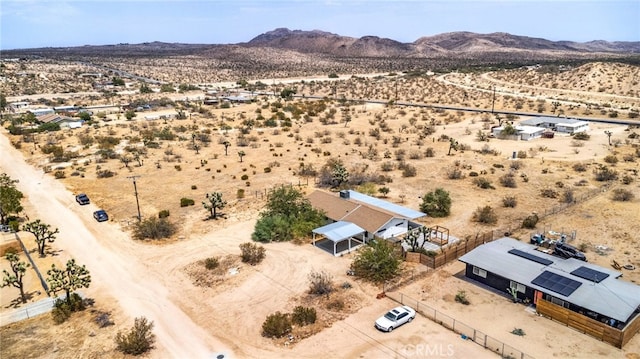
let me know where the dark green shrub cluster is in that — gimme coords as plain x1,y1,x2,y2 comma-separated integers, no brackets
158,210,170,218
262,312,292,338
473,177,495,189
594,165,618,181
239,242,266,265
573,132,590,140
522,213,539,229
455,290,470,305
291,306,317,326
180,197,195,207
52,293,86,324
115,317,156,355
133,218,176,240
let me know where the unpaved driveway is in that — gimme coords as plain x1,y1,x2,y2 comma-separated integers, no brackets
0,132,233,358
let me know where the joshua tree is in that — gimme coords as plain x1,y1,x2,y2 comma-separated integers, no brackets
47,259,91,304
2,252,30,303
238,150,246,162
222,140,231,156
23,220,59,257
203,192,227,219
604,130,613,146
448,138,459,156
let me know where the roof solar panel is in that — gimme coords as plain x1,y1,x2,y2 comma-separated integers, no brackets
532,271,582,297
570,266,609,283
508,249,553,266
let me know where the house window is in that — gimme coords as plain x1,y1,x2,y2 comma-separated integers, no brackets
510,281,525,293
545,294,569,308
472,266,487,278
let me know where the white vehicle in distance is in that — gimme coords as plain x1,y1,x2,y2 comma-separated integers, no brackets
374,305,416,332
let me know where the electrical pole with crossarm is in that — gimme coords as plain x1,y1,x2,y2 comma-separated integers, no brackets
126,175,142,222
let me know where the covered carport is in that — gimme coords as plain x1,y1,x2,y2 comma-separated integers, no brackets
312,221,366,256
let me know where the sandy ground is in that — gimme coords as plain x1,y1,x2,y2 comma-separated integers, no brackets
1,63,639,358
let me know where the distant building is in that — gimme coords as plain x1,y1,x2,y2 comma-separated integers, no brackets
491,124,545,141
29,108,55,117
9,101,29,113
521,116,589,134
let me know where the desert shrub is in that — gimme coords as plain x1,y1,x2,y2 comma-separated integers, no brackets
509,161,523,170
400,163,417,177
594,165,618,181
612,189,634,202
473,177,495,189
291,306,317,326
54,170,66,179
455,290,470,305
419,188,451,218
52,293,86,324
447,168,465,179
308,270,334,296
472,206,497,224
96,169,115,178
115,317,156,355
264,167,272,173
604,155,618,165
237,188,245,199
540,188,558,198
239,242,266,265
562,189,575,203
502,196,517,208
133,217,176,240
424,147,435,157
262,312,292,338
492,163,504,169
517,150,527,159
469,171,479,177
499,173,517,188
522,213,539,229
380,161,395,172
93,310,114,328
573,163,587,172
204,257,219,270
622,175,634,185
158,210,170,219
241,174,249,181
326,299,345,311
511,328,526,336
573,132,590,140
180,197,195,207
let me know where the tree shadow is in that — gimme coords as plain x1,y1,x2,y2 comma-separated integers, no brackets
44,248,64,257
202,213,227,221
4,290,40,309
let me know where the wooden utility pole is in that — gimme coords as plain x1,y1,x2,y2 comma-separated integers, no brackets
126,176,142,222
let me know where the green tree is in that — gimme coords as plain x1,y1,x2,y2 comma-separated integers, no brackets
1,252,30,303
125,110,137,120
280,88,296,100
238,150,246,162
0,92,6,118
23,219,59,257
378,187,390,198
0,173,24,225
419,188,451,217
139,83,153,94
78,111,91,121
331,162,349,188
160,84,175,93
252,186,324,242
350,239,402,283
47,259,91,304
222,140,231,156
203,192,227,219
501,122,517,136
112,77,125,86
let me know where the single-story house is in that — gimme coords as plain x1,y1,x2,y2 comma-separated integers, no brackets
520,116,589,134
9,101,29,112
459,237,640,331
37,113,82,128
308,190,425,256
492,125,545,141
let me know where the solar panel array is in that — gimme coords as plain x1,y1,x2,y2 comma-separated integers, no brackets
508,249,554,266
532,271,582,297
570,266,610,283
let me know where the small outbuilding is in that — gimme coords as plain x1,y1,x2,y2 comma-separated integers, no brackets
312,221,366,256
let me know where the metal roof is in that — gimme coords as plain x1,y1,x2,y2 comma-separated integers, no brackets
521,116,587,126
312,221,365,243
346,190,425,219
459,237,640,323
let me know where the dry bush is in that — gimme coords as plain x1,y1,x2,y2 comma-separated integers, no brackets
522,213,539,229
573,163,588,172
594,165,618,181
603,155,618,165
509,161,523,170
239,242,266,265
291,306,317,326
540,188,559,198
502,196,517,208
262,312,292,338
133,218,176,240
562,189,575,203
308,270,333,296
612,189,634,202
499,173,517,188
473,177,495,189
447,168,465,179
472,206,497,224
115,317,155,355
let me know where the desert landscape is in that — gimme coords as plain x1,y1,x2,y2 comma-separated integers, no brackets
1,29,640,359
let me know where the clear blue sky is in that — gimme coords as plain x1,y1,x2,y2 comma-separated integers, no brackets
1,0,638,50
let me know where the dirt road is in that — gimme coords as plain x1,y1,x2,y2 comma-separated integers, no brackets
0,132,234,358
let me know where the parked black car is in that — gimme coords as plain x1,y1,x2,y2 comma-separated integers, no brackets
75,193,90,205
554,242,587,261
93,210,108,222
